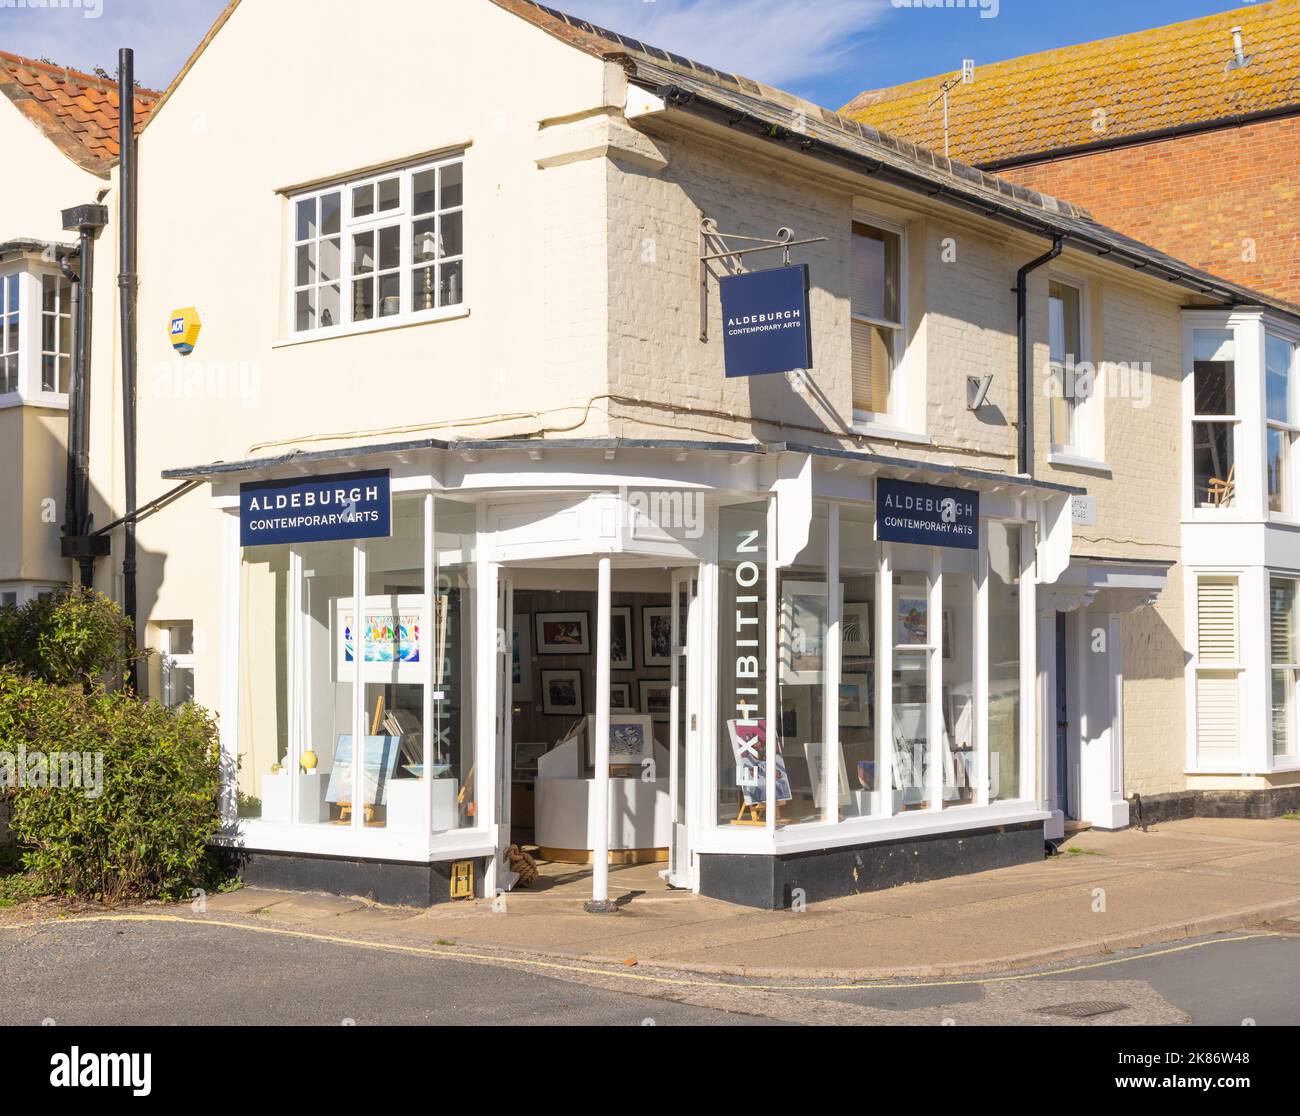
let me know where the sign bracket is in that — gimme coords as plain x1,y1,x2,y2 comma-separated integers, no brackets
699,217,827,342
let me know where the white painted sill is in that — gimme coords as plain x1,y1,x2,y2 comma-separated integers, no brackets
851,420,932,447
0,391,69,411
1047,450,1112,476
273,304,470,349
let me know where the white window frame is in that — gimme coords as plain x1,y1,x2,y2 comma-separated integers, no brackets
1185,320,1242,515
1265,329,1300,520
1046,273,1096,459
285,152,466,342
0,260,74,410
850,212,916,437
159,622,196,708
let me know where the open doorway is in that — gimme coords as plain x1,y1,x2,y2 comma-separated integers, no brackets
499,563,698,895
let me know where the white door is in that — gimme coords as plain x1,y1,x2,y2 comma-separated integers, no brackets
664,569,700,889
495,574,519,892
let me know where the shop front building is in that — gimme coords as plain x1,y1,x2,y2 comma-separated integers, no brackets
165,438,1074,907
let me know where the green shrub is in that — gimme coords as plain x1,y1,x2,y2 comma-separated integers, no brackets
0,671,223,904
0,587,144,689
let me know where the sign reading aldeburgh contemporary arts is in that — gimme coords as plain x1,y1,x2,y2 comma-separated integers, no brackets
877,478,979,551
240,469,392,547
719,265,813,378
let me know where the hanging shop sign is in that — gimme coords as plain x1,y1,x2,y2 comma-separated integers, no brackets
876,478,979,550
240,469,392,547
719,265,813,378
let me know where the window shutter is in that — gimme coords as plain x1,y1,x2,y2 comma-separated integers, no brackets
1197,578,1238,663
1195,671,1239,760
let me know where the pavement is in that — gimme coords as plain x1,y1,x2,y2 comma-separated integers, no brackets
175,816,1300,979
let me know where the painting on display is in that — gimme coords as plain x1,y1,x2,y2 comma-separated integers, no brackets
512,613,533,701
610,683,632,711
726,719,792,807
610,607,633,670
585,714,654,766
838,673,873,728
642,606,673,667
536,612,590,655
334,594,428,682
842,601,872,657
803,741,852,809
638,679,672,723
325,735,402,808
895,595,929,647
541,670,583,715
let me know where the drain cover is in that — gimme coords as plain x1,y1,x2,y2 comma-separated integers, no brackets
1033,1000,1128,1019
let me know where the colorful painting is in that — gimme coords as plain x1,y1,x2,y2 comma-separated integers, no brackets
325,734,401,808
335,595,426,682
727,720,792,806
585,714,654,766
896,596,929,646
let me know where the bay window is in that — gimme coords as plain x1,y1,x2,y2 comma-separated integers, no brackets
1,272,19,394
40,273,72,394
290,154,465,336
851,220,905,420
1267,334,1297,515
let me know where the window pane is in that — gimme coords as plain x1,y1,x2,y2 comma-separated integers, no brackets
440,260,463,306
892,546,931,813
166,666,195,708
362,497,426,831
1266,335,1294,425
1,354,16,394
5,273,18,311
58,313,70,357
413,170,437,215
42,313,56,353
434,498,477,832
413,218,437,264
1193,423,1235,507
295,243,315,288
1193,329,1235,415
413,266,436,313
988,522,1021,802
41,355,56,393
353,231,375,275
295,289,316,332
353,278,374,321
942,547,977,808
301,539,355,826
441,211,463,258
1048,281,1082,364
1272,671,1291,758
440,162,463,209
776,507,828,826
319,237,341,284
378,272,400,317
377,176,400,212
851,319,892,413
1271,579,1295,664
378,225,400,271
716,502,772,827
851,223,899,323
320,284,340,329
42,275,57,313
295,197,316,242
169,622,195,655
353,183,374,218
1268,427,1288,513
56,356,69,394
5,316,18,357
838,507,878,818
321,192,342,237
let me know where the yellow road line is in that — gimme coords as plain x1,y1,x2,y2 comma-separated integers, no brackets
0,913,1280,994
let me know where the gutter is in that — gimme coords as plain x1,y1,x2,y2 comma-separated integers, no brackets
1016,237,1063,478
118,48,140,689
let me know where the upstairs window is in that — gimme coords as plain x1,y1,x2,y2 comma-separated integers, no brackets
1191,329,1238,509
851,220,904,418
1048,278,1091,454
290,155,464,336
1266,334,1297,515
1,273,19,395
41,274,71,394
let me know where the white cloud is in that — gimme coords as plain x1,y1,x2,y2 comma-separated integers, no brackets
554,0,890,94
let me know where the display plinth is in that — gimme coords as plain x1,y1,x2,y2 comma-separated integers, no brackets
386,778,460,833
261,771,330,824
534,776,671,863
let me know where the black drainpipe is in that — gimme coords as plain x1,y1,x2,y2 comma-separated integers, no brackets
118,48,140,690
59,204,110,588
1015,236,1063,477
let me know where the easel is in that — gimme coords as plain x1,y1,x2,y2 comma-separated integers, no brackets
734,799,783,826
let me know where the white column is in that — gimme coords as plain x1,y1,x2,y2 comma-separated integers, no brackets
589,556,613,910
823,506,841,824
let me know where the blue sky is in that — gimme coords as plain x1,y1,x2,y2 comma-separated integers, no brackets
0,0,1265,106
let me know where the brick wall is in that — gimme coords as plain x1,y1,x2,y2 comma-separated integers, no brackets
1001,115,1300,306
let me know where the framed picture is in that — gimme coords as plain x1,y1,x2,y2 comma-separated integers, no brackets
586,713,654,766
895,595,928,647
638,679,672,722
779,581,847,684
325,735,401,808
610,683,632,711
334,594,427,682
541,670,583,715
803,741,852,809
838,672,873,728
842,601,872,657
536,612,590,655
511,613,532,701
642,606,673,667
779,684,812,742
610,606,634,670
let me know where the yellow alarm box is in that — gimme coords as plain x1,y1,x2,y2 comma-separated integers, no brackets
168,307,202,355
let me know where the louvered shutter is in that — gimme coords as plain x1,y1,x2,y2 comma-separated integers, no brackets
1195,578,1240,763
